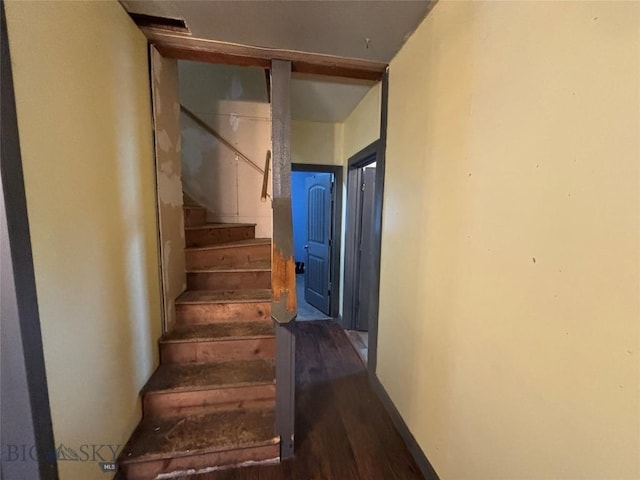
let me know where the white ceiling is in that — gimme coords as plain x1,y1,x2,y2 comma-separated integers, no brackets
121,0,433,63
291,73,375,122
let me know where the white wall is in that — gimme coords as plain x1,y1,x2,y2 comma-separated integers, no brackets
6,1,162,478
179,61,273,238
378,2,640,478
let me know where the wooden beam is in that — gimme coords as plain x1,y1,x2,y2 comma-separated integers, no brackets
270,59,296,325
271,59,296,461
143,27,386,81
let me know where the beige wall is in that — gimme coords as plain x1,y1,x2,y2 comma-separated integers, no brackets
378,2,640,479
6,2,161,479
343,83,381,159
292,120,344,166
179,62,273,238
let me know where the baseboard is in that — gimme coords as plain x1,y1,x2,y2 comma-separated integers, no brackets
369,372,440,480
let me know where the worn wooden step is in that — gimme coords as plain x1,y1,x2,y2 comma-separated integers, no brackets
142,360,275,418
187,262,271,290
119,408,279,480
160,322,275,364
185,223,256,248
185,238,271,269
184,205,207,227
176,289,271,324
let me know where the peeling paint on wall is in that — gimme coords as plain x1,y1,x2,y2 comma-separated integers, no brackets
157,129,172,152
229,113,241,132
158,160,183,207
151,47,186,331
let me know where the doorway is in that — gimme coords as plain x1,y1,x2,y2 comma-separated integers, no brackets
291,164,343,320
343,140,382,365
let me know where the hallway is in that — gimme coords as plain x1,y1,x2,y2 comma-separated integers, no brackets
186,321,425,480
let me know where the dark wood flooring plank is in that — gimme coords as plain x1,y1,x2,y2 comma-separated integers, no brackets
186,320,425,480
319,322,423,480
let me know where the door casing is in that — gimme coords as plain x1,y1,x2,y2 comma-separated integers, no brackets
1,3,58,477
343,68,388,373
343,141,378,333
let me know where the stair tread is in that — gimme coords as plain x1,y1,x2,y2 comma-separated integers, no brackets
177,289,272,305
161,322,275,343
143,360,275,393
185,237,271,252
185,222,256,231
120,408,278,464
187,261,271,273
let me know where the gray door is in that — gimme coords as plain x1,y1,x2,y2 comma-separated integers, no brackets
304,174,332,314
356,167,377,331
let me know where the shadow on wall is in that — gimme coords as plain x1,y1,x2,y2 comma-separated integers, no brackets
178,61,273,238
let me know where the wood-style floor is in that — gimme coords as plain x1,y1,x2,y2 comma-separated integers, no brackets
185,320,424,480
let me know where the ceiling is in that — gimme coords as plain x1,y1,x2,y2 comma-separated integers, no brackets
291,74,375,122
121,0,433,64
124,1,432,122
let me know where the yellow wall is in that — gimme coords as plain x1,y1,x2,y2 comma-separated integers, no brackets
378,2,640,479
339,83,381,316
6,2,161,479
343,83,381,159
292,120,344,166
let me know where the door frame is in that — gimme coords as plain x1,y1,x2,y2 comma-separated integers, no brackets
291,163,343,319
343,141,379,333
343,70,388,374
1,2,59,477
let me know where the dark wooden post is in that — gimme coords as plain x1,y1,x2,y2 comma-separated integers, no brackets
1,2,59,478
270,59,296,460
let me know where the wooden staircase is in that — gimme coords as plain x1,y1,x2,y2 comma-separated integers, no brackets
118,205,279,480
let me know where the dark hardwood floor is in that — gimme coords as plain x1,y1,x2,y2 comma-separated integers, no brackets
185,320,424,480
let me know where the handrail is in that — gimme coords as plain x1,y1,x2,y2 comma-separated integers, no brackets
261,150,271,202
180,104,265,175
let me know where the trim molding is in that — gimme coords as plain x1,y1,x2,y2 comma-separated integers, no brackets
367,68,389,374
140,27,386,81
369,373,440,480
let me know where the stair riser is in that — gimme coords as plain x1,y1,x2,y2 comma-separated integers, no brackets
143,385,276,418
187,271,271,290
120,443,279,480
184,207,206,227
177,302,271,324
186,244,271,269
160,338,276,364
186,225,255,248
